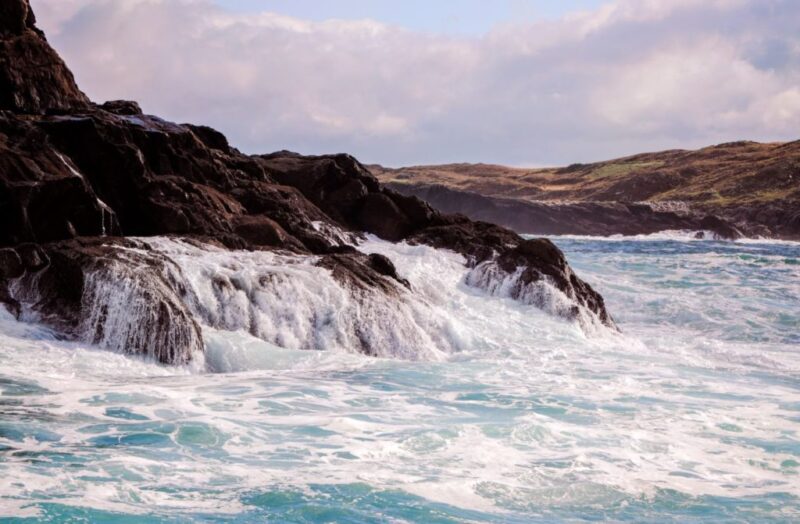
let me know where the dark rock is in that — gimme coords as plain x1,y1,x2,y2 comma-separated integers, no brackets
0,0,89,113
0,0,618,365
185,124,230,154
0,248,23,279
390,191,436,229
511,238,567,269
100,100,143,116
357,193,411,241
367,253,409,288
229,182,349,253
699,215,742,240
10,238,203,364
0,0,30,35
234,215,304,250
0,114,111,245
316,252,405,295
16,244,49,270
0,286,21,318
327,179,369,215
493,238,612,326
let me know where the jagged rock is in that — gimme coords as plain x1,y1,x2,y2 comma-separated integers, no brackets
0,0,90,113
185,124,231,153
0,114,112,245
0,0,32,35
0,1,618,364
317,252,408,295
100,100,143,116
494,239,612,326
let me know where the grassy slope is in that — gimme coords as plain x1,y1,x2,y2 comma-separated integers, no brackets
370,140,800,209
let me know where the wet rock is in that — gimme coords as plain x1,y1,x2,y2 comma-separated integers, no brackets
0,286,21,318
699,215,742,241
494,239,613,327
0,115,111,245
234,215,304,250
9,239,203,365
15,244,49,271
317,252,407,295
0,248,23,279
367,253,410,288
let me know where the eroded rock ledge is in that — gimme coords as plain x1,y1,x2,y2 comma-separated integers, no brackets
0,0,615,364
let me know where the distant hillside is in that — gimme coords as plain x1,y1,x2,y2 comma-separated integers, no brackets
370,141,800,239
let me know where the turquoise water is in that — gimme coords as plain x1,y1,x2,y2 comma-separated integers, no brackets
1,234,799,522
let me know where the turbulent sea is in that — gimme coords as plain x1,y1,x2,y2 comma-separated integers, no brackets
1,234,799,522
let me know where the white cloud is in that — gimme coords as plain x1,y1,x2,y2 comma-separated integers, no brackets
31,0,800,165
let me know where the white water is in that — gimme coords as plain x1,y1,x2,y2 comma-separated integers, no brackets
143,237,467,362
0,235,798,521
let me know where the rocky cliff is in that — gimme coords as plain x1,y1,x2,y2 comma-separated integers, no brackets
0,0,614,365
372,141,800,240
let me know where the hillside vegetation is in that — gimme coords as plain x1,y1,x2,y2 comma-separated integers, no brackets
371,140,800,207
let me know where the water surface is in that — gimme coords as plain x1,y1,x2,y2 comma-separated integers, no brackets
1,234,798,522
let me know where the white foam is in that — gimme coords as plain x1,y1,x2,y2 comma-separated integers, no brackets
139,237,463,361
541,230,800,245
1,236,798,518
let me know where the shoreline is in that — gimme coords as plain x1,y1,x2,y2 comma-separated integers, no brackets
386,182,800,242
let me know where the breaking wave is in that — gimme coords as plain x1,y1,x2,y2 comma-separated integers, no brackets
8,235,609,369
1,235,798,521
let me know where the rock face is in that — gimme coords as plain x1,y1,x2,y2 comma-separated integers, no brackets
0,1,616,364
0,0,90,113
388,183,744,240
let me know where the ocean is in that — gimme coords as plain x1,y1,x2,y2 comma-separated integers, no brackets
1,234,798,522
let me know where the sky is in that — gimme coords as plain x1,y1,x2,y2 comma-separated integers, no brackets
212,0,609,34
31,0,800,167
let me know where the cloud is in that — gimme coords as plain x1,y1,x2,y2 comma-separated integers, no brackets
31,0,800,165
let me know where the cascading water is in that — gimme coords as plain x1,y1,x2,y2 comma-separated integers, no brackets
78,253,203,365
141,237,465,364
0,233,798,522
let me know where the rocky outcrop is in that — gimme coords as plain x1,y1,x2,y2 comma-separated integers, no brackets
0,0,90,113
6,239,202,364
0,0,616,364
387,183,744,240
